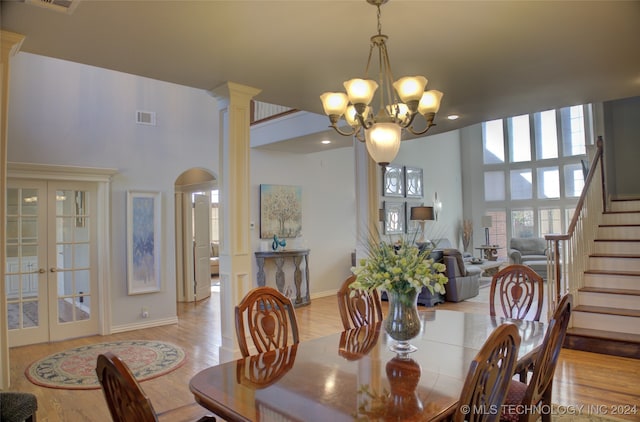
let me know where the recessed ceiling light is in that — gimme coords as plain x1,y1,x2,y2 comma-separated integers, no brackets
447,114,460,120
321,140,331,144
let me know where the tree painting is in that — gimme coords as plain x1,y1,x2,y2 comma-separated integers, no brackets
260,184,302,239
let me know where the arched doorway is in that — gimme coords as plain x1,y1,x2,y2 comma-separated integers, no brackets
174,168,218,303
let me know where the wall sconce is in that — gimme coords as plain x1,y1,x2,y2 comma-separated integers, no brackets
481,215,493,246
410,206,435,243
433,192,442,220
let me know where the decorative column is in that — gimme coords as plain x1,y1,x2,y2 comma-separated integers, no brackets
0,30,26,389
354,138,380,260
210,82,261,362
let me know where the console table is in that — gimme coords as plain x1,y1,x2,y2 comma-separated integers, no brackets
475,245,503,261
255,249,310,307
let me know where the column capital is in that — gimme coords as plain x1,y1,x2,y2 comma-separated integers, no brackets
1,30,26,61
209,81,261,107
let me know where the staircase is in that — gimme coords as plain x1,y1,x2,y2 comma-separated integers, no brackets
565,198,640,358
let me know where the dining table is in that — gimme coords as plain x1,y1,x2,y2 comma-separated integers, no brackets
189,309,546,422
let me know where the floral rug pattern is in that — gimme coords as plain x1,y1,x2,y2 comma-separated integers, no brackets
25,340,186,390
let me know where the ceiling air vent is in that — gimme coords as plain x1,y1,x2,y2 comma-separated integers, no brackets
24,0,81,14
136,111,156,126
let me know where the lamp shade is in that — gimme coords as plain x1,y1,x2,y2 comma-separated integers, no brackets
344,78,378,106
418,90,444,114
365,122,401,165
410,206,434,221
393,76,428,104
320,92,349,116
481,216,493,228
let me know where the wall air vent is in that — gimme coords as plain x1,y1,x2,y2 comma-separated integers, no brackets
24,0,81,14
136,110,157,126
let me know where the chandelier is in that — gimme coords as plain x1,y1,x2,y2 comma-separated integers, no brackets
320,0,443,167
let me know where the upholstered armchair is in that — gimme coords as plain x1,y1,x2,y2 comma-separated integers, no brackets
441,249,481,302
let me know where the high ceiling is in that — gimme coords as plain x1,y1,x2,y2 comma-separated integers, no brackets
2,0,640,151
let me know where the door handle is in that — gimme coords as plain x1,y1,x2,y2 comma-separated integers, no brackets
50,267,58,273
39,268,46,274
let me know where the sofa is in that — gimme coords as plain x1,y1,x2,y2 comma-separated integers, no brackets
210,242,220,276
508,237,547,264
508,237,548,279
431,239,481,303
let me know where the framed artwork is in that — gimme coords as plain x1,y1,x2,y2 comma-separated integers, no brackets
383,165,404,197
383,201,405,235
127,191,161,295
405,201,423,234
405,167,423,198
260,184,302,239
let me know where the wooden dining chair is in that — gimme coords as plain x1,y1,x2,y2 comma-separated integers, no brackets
453,323,522,422
338,321,381,360
490,264,544,322
500,294,573,422
235,286,300,358
237,344,298,388
336,275,383,330
96,352,216,422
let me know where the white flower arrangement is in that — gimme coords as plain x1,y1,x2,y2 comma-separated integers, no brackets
350,237,448,296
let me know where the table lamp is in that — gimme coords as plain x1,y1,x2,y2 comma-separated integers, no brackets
410,206,435,243
481,215,493,246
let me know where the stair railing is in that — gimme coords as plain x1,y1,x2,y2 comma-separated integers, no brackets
545,136,605,319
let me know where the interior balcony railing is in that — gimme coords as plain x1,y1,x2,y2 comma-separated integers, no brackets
545,136,605,319
250,100,297,125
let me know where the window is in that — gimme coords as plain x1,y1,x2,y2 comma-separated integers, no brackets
510,169,532,200
483,119,505,164
564,163,584,198
484,171,505,201
210,190,219,242
511,209,534,238
539,208,561,236
561,105,586,156
479,104,592,246
535,109,558,160
537,167,560,199
509,115,531,162
487,210,507,259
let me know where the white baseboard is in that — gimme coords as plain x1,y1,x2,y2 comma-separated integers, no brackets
310,289,337,299
110,316,179,334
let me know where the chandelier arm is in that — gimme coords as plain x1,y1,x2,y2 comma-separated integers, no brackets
406,121,437,136
329,124,358,137
356,113,373,129
399,111,419,129
354,128,365,142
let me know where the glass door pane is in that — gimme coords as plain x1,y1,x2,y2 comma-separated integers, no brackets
5,182,49,346
54,189,92,323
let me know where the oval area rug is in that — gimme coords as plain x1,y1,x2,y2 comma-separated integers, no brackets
26,340,186,390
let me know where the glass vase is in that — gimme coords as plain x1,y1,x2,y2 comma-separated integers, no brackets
384,289,421,354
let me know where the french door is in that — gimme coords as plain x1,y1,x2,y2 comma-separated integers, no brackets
5,180,99,347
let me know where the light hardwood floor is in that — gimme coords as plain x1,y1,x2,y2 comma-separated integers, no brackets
8,286,640,422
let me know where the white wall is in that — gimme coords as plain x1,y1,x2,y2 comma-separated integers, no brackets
603,96,640,197
392,130,465,248
8,52,219,328
250,147,357,297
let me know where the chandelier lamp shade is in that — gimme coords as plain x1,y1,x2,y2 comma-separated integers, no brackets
320,0,443,167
